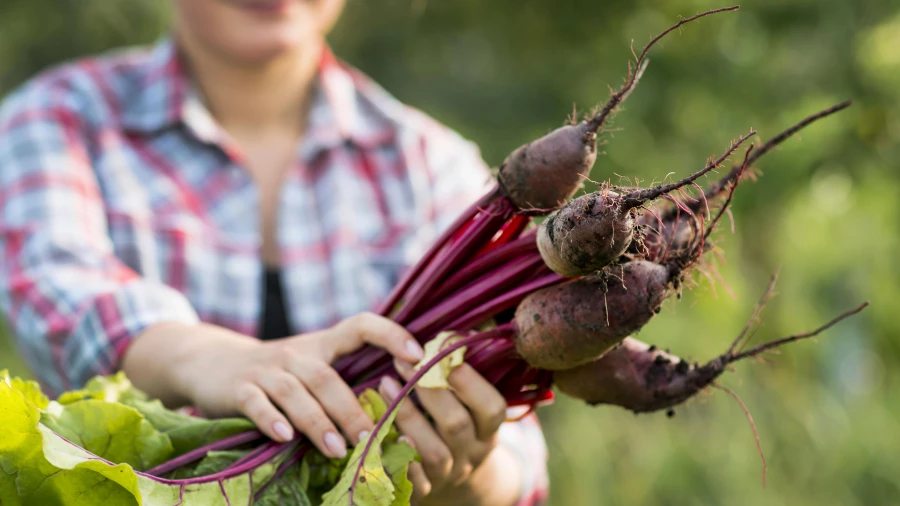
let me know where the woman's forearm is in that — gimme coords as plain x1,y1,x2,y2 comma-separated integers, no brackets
121,322,254,408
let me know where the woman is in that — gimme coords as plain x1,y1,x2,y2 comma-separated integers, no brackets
0,0,547,505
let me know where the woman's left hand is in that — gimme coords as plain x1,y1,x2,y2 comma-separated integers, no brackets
379,360,521,506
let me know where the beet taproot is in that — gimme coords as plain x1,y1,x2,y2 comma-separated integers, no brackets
553,296,869,413
553,337,717,412
513,260,671,370
536,131,755,277
498,6,742,214
499,123,600,212
629,101,853,262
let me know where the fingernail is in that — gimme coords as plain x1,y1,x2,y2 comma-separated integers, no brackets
358,430,370,444
395,358,412,375
380,376,402,399
273,421,293,442
406,340,424,361
324,431,347,459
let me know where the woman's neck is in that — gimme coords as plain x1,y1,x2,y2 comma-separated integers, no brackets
176,34,322,138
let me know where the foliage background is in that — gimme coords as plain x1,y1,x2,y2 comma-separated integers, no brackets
2,1,898,505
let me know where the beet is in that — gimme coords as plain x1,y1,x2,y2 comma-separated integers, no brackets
499,123,600,212
513,260,671,370
630,207,703,264
553,337,720,412
536,190,636,277
537,131,755,277
553,301,869,413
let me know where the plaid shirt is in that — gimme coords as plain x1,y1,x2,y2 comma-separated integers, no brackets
0,39,547,504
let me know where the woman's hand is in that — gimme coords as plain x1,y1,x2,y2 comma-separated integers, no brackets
123,313,424,459
378,360,522,506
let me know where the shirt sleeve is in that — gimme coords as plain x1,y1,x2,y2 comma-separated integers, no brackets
0,78,200,397
499,412,550,506
416,116,550,505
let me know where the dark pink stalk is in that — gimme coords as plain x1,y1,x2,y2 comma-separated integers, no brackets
421,234,538,309
404,255,544,336
340,248,548,383
376,187,500,316
145,430,264,477
142,442,291,486
410,273,564,336
394,199,513,324
223,441,280,472
483,361,520,385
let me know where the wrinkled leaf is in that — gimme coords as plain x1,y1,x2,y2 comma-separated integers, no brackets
40,399,174,471
358,390,398,443
193,450,246,476
38,425,143,505
0,382,139,505
382,442,417,506
320,393,418,506
2,369,49,410
320,422,396,506
53,374,255,461
126,398,255,457
359,389,389,423
166,449,248,479
0,380,287,505
256,464,312,506
56,372,146,405
414,331,466,389
0,464,22,506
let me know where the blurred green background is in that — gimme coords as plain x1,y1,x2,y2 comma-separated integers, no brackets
1,1,897,505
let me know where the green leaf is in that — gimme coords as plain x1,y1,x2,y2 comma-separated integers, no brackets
163,449,247,479
0,382,139,505
194,450,246,476
0,380,288,505
0,464,22,506
0,380,59,498
359,389,389,423
53,373,255,460
320,398,417,506
56,372,147,405
414,331,466,389
36,425,143,505
1,369,49,410
255,463,312,506
125,398,255,457
382,442,416,506
40,399,174,471
359,390,400,444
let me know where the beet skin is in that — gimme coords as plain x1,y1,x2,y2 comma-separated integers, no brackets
514,260,670,370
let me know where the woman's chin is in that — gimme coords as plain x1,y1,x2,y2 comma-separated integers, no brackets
227,31,313,63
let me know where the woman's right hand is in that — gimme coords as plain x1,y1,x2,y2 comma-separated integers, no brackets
123,313,424,459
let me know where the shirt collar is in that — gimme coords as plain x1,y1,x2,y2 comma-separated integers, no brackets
118,39,187,134
120,38,397,157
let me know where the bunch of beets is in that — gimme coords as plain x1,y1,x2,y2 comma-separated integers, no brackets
0,6,869,506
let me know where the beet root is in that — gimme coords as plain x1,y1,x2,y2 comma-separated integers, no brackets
553,337,724,412
498,6,746,216
629,102,853,263
498,122,599,212
633,212,701,263
552,297,869,413
537,191,635,277
514,260,671,370
536,131,755,278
